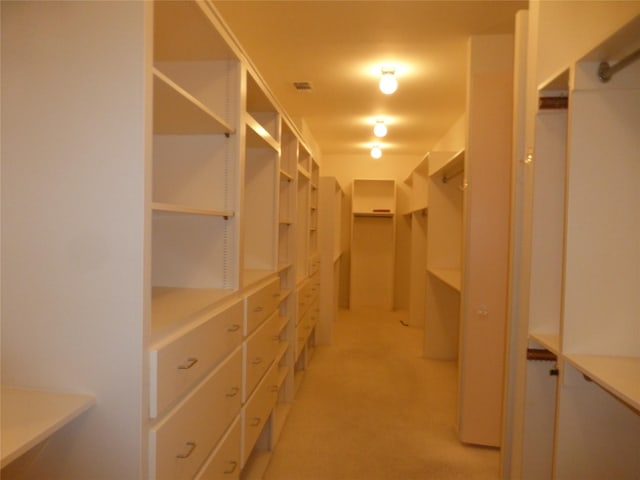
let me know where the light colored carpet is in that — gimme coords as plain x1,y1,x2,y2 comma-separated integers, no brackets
264,308,500,480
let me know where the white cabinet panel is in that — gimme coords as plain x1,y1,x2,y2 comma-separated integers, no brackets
149,348,242,480
149,300,243,418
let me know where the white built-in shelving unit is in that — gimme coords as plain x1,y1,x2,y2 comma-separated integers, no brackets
424,150,465,358
1,2,322,478
518,15,640,479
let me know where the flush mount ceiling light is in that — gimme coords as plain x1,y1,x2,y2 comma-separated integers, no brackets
373,119,388,138
379,66,398,95
370,145,382,159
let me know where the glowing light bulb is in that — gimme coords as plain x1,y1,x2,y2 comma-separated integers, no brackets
379,67,397,95
373,119,387,138
371,145,382,159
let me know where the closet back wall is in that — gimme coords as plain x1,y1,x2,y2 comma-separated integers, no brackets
322,154,424,311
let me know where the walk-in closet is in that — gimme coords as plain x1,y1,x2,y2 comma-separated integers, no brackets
2,2,639,479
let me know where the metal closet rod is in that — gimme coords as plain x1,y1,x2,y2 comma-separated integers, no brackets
442,168,463,184
526,348,557,362
598,46,640,82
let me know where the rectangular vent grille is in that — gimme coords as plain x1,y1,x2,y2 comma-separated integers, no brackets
293,81,313,91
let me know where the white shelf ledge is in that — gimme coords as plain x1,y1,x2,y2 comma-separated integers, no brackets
564,353,640,412
427,267,462,291
1,387,95,468
153,69,234,135
529,332,561,356
245,113,279,151
151,202,234,218
353,211,394,218
151,287,234,337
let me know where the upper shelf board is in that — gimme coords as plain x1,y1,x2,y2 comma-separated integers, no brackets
153,69,234,135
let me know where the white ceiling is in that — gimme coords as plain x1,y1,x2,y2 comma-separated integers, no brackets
214,1,527,158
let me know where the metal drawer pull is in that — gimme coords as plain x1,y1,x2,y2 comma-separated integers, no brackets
225,387,239,397
250,417,261,427
177,357,198,370
253,306,264,313
227,324,241,332
224,461,238,474
269,385,279,393
176,442,196,459
251,357,263,365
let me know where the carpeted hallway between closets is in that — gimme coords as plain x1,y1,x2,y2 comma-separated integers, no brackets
262,308,499,480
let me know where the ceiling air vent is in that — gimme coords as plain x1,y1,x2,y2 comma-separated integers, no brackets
293,81,313,91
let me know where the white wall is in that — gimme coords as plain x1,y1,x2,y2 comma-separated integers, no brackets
433,114,466,152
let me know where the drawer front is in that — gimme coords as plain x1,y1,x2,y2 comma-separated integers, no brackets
150,347,242,480
194,416,241,480
150,299,243,418
243,311,280,401
244,278,280,335
241,363,279,466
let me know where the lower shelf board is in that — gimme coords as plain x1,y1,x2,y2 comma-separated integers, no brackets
151,287,234,336
564,353,640,411
427,267,462,291
529,332,561,355
1,387,95,468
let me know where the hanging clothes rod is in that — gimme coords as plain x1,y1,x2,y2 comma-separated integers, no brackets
598,47,640,82
442,167,464,184
526,348,557,362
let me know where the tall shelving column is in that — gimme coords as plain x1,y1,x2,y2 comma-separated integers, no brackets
150,4,248,479
553,19,640,479
515,15,640,479
457,34,513,447
151,0,241,334
350,179,396,311
272,120,297,443
424,150,465,359
318,176,344,344
241,70,279,287
519,71,568,479
404,155,430,328
293,143,311,387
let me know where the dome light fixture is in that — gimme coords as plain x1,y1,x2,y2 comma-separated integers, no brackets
379,66,398,95
373,119,388,138
370,145,382,159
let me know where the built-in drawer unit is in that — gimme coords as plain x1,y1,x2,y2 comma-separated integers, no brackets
310,270,320,298
194,416,241,480
149,347,242,480
296,310,311,359
296,280,311,319
241,362,279,466
243,311,280,401
244,277,280,335
149,299,243,418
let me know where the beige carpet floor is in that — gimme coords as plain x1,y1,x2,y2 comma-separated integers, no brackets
263,308,500,480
